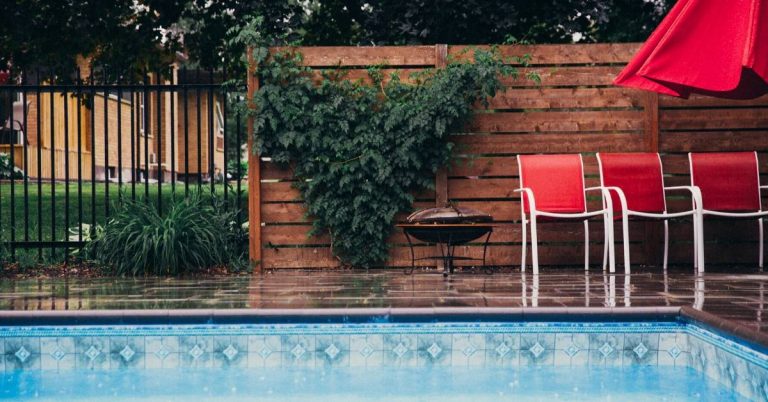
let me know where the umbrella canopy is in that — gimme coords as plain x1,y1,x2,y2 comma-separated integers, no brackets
615,0,768,99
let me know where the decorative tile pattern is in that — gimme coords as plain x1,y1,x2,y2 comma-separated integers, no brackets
50,346,66,362
14,346,30,363
392,342,408,358
290,344,306,359
324,344,339,360
155,345,171,360
0,321,765,401
359,343,374,358
495,342,511,357
668,345,681,359
189,344,204,360
564,344,580,357
84,346,100,361
145,336,178,369
529,342,545,358
633,343,648,359
426,343,442,359
599,343,614,357
222,345,238,361
247,335,280,368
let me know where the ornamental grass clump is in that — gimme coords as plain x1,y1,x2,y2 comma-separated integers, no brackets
89,196,236,276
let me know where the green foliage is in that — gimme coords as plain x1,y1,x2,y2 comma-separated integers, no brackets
301,0,677,46
88,195,244,276
252,46,522,267
0,0,181,76
0,153,23,179
1,0,676,76
227,159,248,180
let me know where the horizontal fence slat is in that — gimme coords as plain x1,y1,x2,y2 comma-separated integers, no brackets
448,44,642,65
660,93,768,108
661,108,768,130
486,87,643,109
468,111,645,133
451,133,646,154
660,131,768,152
273,46,437,67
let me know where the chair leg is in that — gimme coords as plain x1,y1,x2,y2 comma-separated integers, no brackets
757,218,763,268
621,212,630,274
521,216,528,274
531,215,540,276
692,216,698,271
584,220,589,271
660,220,664,270
602,226,609,272
697,214,705,273
605,212,616,274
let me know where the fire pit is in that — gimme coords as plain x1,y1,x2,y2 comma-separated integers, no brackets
397,206,494,275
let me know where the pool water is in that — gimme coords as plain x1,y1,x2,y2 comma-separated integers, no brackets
1,318,766,401
1,366,741,401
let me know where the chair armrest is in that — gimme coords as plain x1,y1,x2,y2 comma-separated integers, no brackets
514,188,537,214
664,185,703,210
585,186,622,214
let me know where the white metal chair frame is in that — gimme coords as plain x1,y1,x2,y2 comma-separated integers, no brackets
689,151,768,269
516,154,617,275
596,153,704,274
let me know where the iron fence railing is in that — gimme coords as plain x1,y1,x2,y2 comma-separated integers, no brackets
0,69,248,262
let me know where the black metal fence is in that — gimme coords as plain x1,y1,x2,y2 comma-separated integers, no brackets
0,69,248,262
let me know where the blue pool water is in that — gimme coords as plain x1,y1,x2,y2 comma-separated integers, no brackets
0,366,742,401
1,319,766,401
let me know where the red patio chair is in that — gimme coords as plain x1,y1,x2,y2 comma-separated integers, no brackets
689,151,768,268
597,153,703,273
516,154,616,275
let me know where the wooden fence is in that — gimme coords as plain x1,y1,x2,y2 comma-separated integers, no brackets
247,43,768,270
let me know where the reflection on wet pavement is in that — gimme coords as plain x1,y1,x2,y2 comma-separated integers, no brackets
0,267,765,331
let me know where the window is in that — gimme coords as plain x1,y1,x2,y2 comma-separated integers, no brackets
138,92,148,137
215,101,224,138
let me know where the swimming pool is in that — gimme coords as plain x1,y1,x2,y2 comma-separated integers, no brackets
1,309,766,401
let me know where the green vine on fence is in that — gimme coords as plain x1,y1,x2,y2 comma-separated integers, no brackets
244,21,535,267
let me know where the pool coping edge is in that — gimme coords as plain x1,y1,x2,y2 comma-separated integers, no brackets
0,306,765,349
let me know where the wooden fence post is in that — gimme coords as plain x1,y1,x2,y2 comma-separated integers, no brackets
435,44,449,207
643,91,661,266
435,44,449,270
644,92,660,152
247,47,263,272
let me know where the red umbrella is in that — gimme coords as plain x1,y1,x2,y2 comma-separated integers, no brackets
615,0,768,99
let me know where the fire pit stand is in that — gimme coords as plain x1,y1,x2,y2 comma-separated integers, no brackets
397,223,495,276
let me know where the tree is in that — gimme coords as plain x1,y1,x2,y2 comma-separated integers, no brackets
587,0,675,43
177,0,304,70
301,0,676,46
0,0,677,76
0,0,181,77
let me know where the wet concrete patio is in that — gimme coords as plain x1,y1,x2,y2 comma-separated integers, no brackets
0,266,765,334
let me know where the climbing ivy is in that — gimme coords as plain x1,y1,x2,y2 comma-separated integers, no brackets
251,42,533,267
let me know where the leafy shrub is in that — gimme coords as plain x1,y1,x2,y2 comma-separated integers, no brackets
88,195,241,276
0,153,24,179
227,159,248,180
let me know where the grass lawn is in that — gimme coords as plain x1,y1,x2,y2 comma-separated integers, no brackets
0,182,248,260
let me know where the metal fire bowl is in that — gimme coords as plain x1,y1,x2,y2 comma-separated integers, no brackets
403,225,492,245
